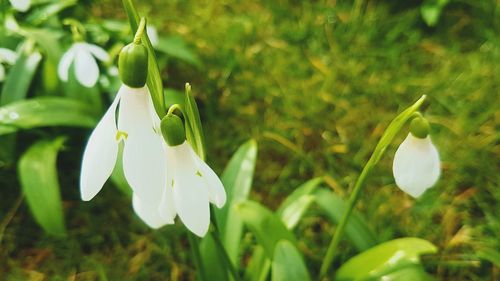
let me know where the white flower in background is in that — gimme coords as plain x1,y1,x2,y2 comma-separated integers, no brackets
80,85,167,210
393,117,440,198
0,48,18,81
132,114,227,236
147,25,159,47
9,0,30,12
58,42,109,87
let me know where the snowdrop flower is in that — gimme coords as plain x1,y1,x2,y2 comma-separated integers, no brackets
58,42,109,87
9,0,30,12
80,85,166,202
0,48,18,81
393,116,440,198
80,39,166,213
138,113,226,237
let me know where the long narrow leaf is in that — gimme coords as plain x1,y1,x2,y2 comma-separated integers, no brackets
1,48,42,105
0,97,99,135
272,240,311,281
183,84,205,159
18,137,67,236
217,140,258,261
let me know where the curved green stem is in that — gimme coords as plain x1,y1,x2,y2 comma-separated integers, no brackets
319,95,427,278
133,17,146,44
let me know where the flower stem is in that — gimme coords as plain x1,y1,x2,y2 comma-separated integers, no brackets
133,17,146,44
319,95,427,278
187,231,208,281
210,220,242,281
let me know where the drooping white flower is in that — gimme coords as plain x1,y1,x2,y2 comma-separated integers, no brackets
9,0,30,12
58,42,109,87
80,85,166,208
392,133,440,198
133,114,227,236
159,141,226,237
0,48,18,81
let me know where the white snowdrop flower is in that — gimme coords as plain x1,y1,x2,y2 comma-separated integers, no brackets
0,48,18,81
9,0,30,12
392,117,440,198
80,85,167,212
58,42,109,87
153,114,227,237
147,25,159,47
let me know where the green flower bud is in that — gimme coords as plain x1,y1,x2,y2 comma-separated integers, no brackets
409,116,430,139
161,114,186,146
118,42,148,88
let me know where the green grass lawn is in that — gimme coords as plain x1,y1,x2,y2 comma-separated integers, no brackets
1,0,498,280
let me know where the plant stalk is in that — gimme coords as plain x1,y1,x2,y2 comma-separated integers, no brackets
319,95,427,278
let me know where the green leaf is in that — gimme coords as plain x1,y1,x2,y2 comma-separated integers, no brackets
21,28,63,63
18,137,67,236
277,177,323,229
122,0,165,117
420,0,450,27
365,264,435,281
183,84,206,159
272,240,311,281
1,48,42,105
156,36,202,68
26,0,77,26
217,140,258,261
0,97,99,135
245,246,271,281
235,200,297,258
477,247,500,267
314,189,377,251
335,238,437,281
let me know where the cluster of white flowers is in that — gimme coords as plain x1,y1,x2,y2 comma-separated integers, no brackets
80,85,226,237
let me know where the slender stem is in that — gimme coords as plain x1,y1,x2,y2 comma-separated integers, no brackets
319,95,427,278
166,104,182,116
319,160,374,277
187,231,207,281
210,227,242,281
134,17,146,44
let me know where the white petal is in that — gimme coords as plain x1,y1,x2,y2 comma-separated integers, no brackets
159,147,177,223
57,47,76,82
9,0,30,12
118,86,166,203
132,193,170,229
0,65,5,81
85,43,110,62
80,91,122,201
393,134,441,198
189,147,226,208
74,44,99,87
0,48,18,64
170,142,210,237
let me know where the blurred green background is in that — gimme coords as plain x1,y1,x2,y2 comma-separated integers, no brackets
0,0,498,280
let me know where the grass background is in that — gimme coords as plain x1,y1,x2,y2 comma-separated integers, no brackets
1,0,498,280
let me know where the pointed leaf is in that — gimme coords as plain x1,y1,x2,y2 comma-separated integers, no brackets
272,240,310,281
183,84,205,159
335,237,437,281
18,137,67,236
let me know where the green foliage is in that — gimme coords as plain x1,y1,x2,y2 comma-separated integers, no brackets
235,200,297,258
272,240,311,281
0,98,99,135
335,238,437,281
18,137,67,236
